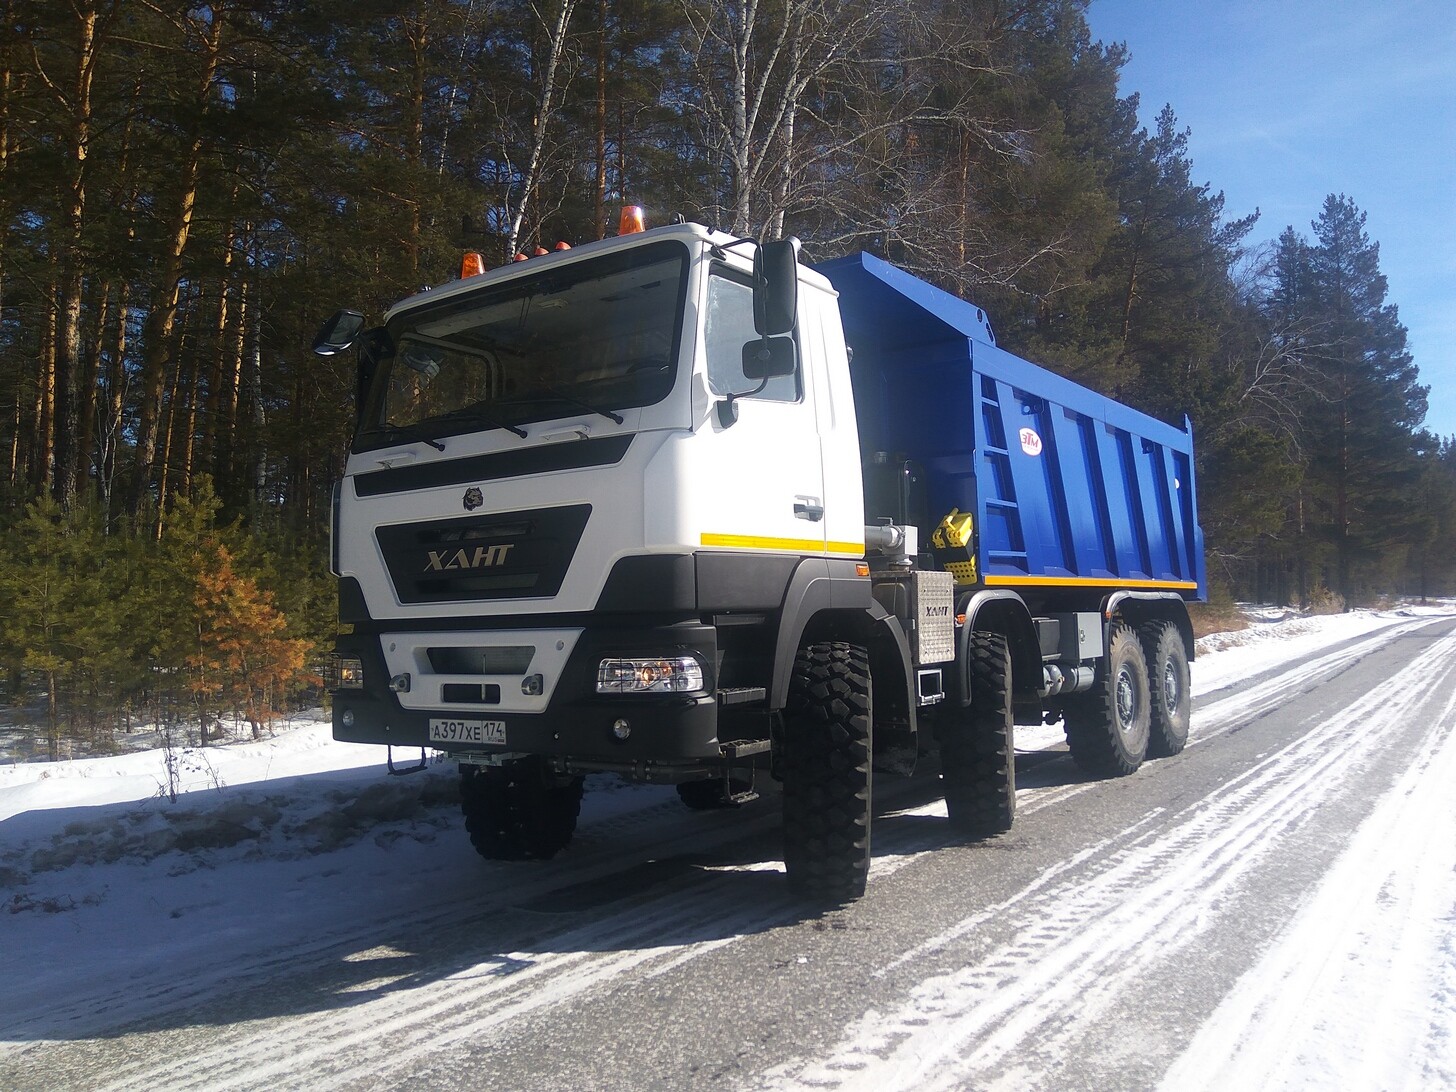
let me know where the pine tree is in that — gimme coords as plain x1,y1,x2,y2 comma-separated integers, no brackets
1296,194,1428,606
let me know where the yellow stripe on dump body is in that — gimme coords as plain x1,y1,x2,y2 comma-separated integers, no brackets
984,574,1199,590
700,533,865,556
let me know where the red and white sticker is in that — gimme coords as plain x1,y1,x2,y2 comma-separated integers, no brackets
1019,427,1043,456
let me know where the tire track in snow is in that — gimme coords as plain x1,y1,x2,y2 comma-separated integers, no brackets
752,619,1456,1091
867,615,1444,893
1159,677,1456,1090
0,791,781,1051
84,867,798,1092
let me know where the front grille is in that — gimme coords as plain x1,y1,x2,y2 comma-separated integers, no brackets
376,504,591,604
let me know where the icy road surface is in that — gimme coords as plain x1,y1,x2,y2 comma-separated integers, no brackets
1,607,1454,1090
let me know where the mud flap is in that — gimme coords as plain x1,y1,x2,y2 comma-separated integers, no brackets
387,746,428,775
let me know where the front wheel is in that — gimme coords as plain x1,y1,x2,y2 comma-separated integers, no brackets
781,642,872,904
1064,623,1150,777
459,758,584,861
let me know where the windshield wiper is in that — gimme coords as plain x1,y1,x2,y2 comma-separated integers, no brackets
499,385,624,425
429,401,529,438
368,423,446,451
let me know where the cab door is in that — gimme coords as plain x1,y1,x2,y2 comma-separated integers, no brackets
688,263,827,558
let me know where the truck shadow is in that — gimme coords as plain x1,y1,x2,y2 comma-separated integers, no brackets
1,745,1109,1049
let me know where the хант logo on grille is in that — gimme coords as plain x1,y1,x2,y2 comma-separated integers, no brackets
463,487,484,510
425,544,515,572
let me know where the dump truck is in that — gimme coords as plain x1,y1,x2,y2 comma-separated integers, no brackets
314,217,1206,903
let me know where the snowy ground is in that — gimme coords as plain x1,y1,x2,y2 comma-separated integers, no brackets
2,603,1453,1089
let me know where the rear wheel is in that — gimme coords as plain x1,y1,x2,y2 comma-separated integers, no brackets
781,641,872,904
1140,621,1190,757
1064,623,1150,777
459,758,584,861
939,631,1016,836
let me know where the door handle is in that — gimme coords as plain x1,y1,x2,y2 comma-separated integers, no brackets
794,496,824,522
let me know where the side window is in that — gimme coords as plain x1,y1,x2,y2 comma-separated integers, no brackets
704,271,799,402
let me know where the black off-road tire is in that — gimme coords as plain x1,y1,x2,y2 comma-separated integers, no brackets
459,758,584,861
1140,621,1190,757
781,642,872,904
939,631,1016,837
1064,623,1151,777
676,777,751,810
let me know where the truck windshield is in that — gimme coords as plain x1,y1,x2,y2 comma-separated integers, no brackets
361,241,687,448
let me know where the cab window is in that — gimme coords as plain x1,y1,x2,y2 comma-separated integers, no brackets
704,270,798,402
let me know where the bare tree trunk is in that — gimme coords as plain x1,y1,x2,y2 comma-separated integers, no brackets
130,2,226,515
77,285,106,490
507,0,579,255
35,282,58,493
216,272,248,500
156,310,192,536
0,4,14,488
593,0,608,239
7,382,18,490
100,279,130,518
196,188,238,486
248,278,266,511
404,12,427,284
48,3,113,509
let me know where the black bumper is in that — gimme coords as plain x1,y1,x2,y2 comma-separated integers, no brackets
330,619,730,764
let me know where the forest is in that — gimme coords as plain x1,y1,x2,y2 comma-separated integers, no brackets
1,0,1452,756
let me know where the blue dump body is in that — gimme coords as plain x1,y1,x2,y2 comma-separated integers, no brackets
819,252,1207,602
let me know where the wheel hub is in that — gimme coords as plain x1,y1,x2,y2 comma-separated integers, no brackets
1163,660,1180,709
1115,668,1137,732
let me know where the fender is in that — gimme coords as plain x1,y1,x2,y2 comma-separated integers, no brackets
956,589,1039,703
768,557,875,709
1103,590,1195,659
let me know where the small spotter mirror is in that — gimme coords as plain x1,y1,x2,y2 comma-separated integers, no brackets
741,336,795,380
312,310,366,357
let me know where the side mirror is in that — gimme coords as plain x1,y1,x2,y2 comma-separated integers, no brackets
312,310,366,357
753,238,800,336
741,336,795,380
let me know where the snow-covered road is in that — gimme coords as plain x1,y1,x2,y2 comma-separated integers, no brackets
2,607,1454,1090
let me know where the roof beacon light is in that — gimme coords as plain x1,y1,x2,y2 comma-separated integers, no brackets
619,205,646,235
460,251,486,278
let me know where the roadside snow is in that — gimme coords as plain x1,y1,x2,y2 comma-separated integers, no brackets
2,603,1454,1088
1189,604,1440,693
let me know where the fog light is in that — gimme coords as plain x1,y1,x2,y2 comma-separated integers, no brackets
596,656,705,694
324,655,365,690
612,719,632,740
522,673,544,696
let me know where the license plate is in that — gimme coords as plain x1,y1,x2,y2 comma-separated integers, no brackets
428,719,507,745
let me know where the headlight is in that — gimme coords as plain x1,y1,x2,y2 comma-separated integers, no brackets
324,654,365,690
596,656,704,694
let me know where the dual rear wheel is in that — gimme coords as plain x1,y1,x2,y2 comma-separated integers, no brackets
1065,621,1189,776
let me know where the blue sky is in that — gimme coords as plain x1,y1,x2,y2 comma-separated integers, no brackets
1083,0,1456,438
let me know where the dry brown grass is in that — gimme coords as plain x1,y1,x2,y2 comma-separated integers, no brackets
1189,601,1250,640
